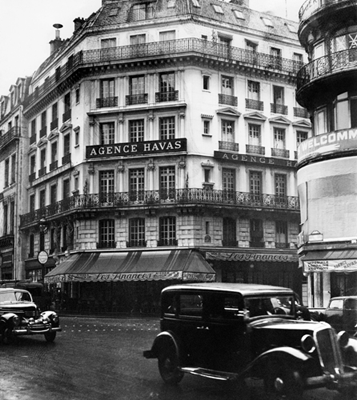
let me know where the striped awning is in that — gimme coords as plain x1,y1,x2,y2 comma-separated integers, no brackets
44,250,216,283
303,249,357,273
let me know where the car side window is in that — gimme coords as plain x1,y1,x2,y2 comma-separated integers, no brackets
344,299,357,310
179,294,203,318
329,299,343,309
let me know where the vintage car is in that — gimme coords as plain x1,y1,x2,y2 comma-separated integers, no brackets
323,296,357,336
0,288,61,344
144,283,357,398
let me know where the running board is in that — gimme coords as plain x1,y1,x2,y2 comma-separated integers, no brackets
180,367,237,381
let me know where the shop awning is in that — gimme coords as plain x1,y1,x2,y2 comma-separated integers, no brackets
44,250,216,284
303,249,357,273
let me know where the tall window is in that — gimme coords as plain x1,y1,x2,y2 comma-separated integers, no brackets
160,166,175,200
99,219,115,248
64,134,70,155
39,189,46,209
130,75,145,95
100,79,115,98
248,80,260,100
275,174,286,206
29,234,35,258
223,217,236,246
50,184,57,204
31,119,36,136
130,34,146,45
4,159,9,187
30,155,36,175
159,72,175,93
29,194,35,213
129,218,145,247
40,149,46,169
11,155,16,184
100,170,114,204
159,216,176,246
129,168,145,201
101,38,116,48
248,124,261,145
273,86,284,105
130,3,153,21
52,103,58,124
223,169,235,200
250,219,264,247
9,201,14,234
276,221,288,248
250,171,262,202
222,120,234,142
51,142,58,163
159,30,176,41
3,204,8,235
296,131,308,146
63,179,70,199
129,120,144,142
270,47,282,69
100,122,115,145
159,117,175,140
221,76,233,95
274,127,285,149
314,108,327,134
64,92,71,112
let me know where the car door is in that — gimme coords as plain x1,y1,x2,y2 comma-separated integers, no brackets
325,298,344,332
343,298,357,333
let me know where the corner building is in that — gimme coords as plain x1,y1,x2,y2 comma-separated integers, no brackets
297,0,357,307
20,0,309,312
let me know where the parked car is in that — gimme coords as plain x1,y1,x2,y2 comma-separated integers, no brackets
318,296,357,336
144,283,357,399
0,288,61,344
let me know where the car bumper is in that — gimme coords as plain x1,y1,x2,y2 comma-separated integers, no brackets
306,370,357,390
13,325,62,336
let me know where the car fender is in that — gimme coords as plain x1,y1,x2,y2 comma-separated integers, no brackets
0,312,18,322
150,331,185,362
41,310,60,326
342,336,357,367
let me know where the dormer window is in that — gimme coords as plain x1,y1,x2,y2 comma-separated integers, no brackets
212,4,223,14
234,10,244,20
262,17,274,28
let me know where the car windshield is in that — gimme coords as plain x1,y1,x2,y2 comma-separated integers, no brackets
244,295,295,318
0,291,32,303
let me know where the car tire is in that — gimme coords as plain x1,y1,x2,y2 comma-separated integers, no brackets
44,331,57,342
264,360,303,400
158,343,184,385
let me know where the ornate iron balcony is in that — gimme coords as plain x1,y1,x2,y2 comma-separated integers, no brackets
246,144,265,155
125,93,148,105
271,148,290,158
20,189,299,228
299,0,344,22
50,118,58,131
219,94,238,106
62,109,71,123
96,97,118,108
271,103,288,115
155,91,178,102
50,160,58,171
0,126,21,149
38,166,47,177
62,153,71,165
219,141,239,152
245,98,264,111
293,107,309,118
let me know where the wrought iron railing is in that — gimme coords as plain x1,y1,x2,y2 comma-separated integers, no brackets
0,126,21,149
125,93,148,105
62,109,71,122
30,134,36,145
297,48,357,90
20,189,299,227
271,148,290,158
246,144,265,155
219,94,238,106
299,0,350,23
62,153,71,165
25,38,303,111
219,141,239,152
38,166,46,177
271,103,288,115
96,97,118,108
50,160,58,171
40,126,47,138
50,118,58,131
155,90,179,102
245,98,264,111
293,107,309,118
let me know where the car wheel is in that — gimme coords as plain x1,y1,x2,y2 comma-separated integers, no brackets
44,331,56,342
158,343,184,385
264,361,303,400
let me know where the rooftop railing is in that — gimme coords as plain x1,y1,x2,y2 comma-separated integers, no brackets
26,38,303,111
299,0,354,23
0,126,21,149
20,188,299,227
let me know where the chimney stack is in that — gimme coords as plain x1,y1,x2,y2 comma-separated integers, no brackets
49,24,64,55
74,17,85,32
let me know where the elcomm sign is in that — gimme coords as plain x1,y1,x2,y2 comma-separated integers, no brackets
86,138,187,159
297,128,357,164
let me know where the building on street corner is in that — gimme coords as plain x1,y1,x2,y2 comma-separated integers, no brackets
5,0,310,313
297,0,357,307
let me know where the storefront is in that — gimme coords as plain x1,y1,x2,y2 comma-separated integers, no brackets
202,248,302,300
302,249,357,307
44,249,215,314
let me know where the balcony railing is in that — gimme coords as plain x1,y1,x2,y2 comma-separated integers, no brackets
38,166,46,177
297,48,357,90
0,126,21,149
50,118,58,131
271,148,290,158
219,94,238,107
299,0,345,22
219,141,239,152
125,93,148,105
62,153,71,165
155,91,178,102
25,38,303,111
50,160,58,171
271,103,288,115
62,109,71,122
30,134,36,145
245,98,264,111
20,189,299,227
246,144,265,155
293,107,309,118
40,126,47,138
29,172,36,183
96,97,118,108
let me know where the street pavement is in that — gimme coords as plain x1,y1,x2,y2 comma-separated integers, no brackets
0,316,349,400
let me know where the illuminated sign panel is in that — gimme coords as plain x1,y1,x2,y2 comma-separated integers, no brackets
86,138,187,159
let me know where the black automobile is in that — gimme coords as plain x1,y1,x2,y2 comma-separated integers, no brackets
0,288,61,343
144,283,357,398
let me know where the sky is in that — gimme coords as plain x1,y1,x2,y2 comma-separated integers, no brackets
0,0,304,96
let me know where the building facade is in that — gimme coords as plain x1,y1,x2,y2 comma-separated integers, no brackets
0,78,31,281
18,0,309,312
297,0,357,307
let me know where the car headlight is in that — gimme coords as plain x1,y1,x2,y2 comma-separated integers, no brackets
12,315,20,327
337,331,349,348
301,334,316,353
51,313,59,324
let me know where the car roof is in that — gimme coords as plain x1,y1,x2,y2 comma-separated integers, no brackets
330,296,357,300
0,288,29,294
162,283,294,296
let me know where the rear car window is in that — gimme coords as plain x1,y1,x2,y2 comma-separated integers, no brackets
329,299,344,309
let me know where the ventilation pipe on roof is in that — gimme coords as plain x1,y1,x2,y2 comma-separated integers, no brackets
49,24,64,55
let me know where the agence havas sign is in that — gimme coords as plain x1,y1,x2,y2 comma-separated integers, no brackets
86,138,187,159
